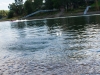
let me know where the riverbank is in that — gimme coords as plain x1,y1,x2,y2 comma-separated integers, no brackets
0,11,100,22
22,10,100,20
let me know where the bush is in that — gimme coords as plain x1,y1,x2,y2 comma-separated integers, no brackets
8,10,14,18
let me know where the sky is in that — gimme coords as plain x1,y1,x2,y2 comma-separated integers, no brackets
0,0,25,10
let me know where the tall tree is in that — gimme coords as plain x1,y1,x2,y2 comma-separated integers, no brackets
45,0,54,9
8,1,24,16
24,0,33,14
33,0,43,10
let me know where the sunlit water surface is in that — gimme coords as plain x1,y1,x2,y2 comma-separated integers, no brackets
1,15,100,64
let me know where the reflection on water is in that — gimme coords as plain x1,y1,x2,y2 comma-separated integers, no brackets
1,15,100,63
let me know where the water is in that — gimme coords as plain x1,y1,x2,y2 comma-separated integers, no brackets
1,15,100,74
84,6,91,14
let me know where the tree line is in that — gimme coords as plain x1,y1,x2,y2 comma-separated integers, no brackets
0,10,8,19
8,0,96,18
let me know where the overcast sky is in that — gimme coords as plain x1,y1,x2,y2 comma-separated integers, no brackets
0,0,25,10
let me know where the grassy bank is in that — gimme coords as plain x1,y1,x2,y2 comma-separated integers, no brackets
0,9,100,22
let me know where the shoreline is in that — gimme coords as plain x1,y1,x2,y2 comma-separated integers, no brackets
0,11,100,22
24,11,100,20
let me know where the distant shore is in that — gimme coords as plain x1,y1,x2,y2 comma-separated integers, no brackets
0,11,100,22
24,11,100,20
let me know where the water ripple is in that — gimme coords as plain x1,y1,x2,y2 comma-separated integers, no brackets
0,15,100,63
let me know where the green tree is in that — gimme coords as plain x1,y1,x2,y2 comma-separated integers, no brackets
52,0,62,9
0,10,8,17
45,0,54,9
48,0,69,10
8,3,24,15
24,0,33,14
33,0,43,10
24,0,43,14
8,10,14,18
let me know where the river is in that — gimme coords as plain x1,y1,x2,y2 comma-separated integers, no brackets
0,15,100,75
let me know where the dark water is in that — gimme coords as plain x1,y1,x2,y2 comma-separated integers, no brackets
1,15,100,63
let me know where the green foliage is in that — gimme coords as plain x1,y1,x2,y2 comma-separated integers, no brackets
34,0,43,10
7,0,96,18
0,10,8,17
45,0,54,9
45,0,87,10
24,0,43,14
8,3,24,16
24,0,33,14
8,3,16,11
52,0,62,9
8,10,14,18
91,0,100,7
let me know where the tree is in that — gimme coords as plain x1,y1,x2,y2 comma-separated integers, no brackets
8,3,16,12
24,0,43,14
8,3,24,16
0,10,8,18
52,0,63,9
24,0,33,14
8,10,14,18
33,0,43,10
45,0,54,9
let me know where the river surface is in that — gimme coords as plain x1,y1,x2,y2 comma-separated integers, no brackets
1,15,100,75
